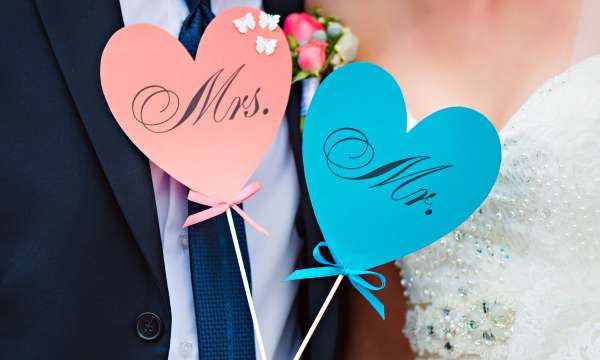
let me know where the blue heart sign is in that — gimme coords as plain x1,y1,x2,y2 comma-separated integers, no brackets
287,62,501,318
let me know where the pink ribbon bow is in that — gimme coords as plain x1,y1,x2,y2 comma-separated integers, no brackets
182,181,269,237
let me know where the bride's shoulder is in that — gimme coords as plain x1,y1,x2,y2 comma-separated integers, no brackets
555,55,600,113
505,55,600,149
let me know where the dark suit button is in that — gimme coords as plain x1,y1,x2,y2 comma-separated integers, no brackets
136,312,163,341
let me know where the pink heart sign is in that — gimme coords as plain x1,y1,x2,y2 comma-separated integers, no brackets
100,7,291,200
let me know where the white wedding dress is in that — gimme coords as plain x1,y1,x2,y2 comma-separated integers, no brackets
398,55,600,359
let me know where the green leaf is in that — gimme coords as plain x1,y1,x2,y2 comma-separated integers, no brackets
291,71,312,83
299,116,305,134
287,35,298,50
311,6,322,17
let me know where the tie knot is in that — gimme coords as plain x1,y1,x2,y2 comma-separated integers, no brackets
178,0,215,57
185,0,210,11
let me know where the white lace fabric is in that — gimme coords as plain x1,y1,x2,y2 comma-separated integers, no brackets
398,56,600,359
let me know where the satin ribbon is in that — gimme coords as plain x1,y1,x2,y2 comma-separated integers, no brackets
182,181,269,236
286,241,387,319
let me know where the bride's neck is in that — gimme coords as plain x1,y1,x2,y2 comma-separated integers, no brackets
407,0,500,16
311,0,580,127
374,0,558,31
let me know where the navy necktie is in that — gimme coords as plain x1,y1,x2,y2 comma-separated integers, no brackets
179,1,256,358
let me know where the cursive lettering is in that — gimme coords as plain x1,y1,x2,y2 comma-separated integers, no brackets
324,128,452,215
131,64,268,133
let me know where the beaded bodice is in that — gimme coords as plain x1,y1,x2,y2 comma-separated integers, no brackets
398,56,600,359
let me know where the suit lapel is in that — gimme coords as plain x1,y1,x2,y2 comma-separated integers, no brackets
286,83,342,360
264,0,305,215
284,84,304,183
264,1,342,359
33,0,168,301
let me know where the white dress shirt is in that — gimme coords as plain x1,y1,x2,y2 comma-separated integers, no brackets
119,1,302,359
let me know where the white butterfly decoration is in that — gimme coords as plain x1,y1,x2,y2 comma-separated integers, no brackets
259,11,280,31
255,36,277,56
233,12,256,34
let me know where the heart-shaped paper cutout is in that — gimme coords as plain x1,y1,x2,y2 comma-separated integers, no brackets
100,7,291,200
303,62,501,271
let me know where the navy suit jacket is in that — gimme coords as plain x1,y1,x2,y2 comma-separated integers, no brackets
0,0,343,358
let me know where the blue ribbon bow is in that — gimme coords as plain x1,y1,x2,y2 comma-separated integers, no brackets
286,242,387,319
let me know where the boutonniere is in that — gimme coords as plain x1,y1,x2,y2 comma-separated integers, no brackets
284,8,359,132
285,8,358,83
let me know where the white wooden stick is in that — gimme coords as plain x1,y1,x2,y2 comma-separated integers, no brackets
225,208,268,360
292,274,344,360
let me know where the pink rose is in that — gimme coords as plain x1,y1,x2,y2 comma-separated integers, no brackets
297,40,327,72
283,13,325,45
